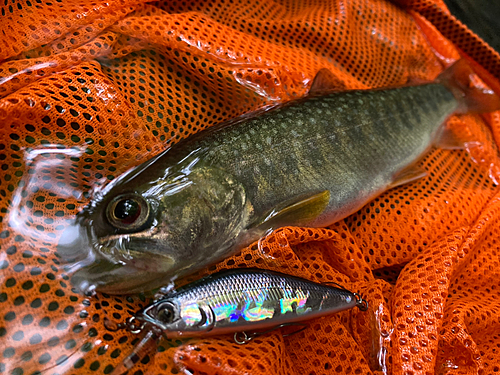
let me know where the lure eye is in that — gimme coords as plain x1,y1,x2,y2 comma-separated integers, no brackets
106,194,150,231
156,302,176,324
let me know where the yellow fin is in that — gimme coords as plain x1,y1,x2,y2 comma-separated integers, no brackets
390,165,427,188
309,69,343,95
251,190,331,230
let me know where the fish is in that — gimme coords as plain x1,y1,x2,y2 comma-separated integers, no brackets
134,268,368,341
57,59,500,294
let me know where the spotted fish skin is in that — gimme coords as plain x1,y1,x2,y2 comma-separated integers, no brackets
193,83,457,226
62,78,458,294
138,269,359,338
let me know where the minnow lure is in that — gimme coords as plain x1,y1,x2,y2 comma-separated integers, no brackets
133,268,368,343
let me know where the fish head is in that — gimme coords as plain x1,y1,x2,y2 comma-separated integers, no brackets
58,153,252,294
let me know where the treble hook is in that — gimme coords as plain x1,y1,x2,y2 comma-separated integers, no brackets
234,323,308,344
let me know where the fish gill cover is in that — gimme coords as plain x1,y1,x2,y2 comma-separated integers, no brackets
1,0,500,374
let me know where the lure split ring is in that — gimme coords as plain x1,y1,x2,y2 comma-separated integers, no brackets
234,331,253,345
126,316,147,334
353,293,369,311
234,323,308,344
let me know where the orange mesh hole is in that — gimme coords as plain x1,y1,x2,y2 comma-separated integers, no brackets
1,1,500,375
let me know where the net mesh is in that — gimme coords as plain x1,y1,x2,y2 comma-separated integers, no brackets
1,0,500,374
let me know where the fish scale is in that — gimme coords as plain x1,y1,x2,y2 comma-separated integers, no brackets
202,84,457,225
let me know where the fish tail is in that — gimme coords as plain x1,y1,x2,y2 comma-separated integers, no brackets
437,59,500,113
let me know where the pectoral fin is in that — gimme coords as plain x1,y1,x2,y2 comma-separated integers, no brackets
390,165,427,189
250,190,331,231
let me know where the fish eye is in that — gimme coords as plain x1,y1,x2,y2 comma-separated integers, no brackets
156,302,176,324
106,194,150,231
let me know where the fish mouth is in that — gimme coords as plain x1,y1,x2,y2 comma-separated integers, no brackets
58,222,177,294
71,260,175,295
99,225,162,243
77,240,178,293
57,222,95,265
95,234,177,273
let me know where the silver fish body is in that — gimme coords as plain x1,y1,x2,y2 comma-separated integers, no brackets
137,269,365,339
60,74,459,294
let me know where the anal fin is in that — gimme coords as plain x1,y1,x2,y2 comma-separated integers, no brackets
390,165,427,189
434,125,469,150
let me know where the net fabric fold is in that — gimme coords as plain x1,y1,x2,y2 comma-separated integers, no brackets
1,0,500,374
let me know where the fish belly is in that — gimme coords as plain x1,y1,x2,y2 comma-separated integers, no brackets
206,83,458,227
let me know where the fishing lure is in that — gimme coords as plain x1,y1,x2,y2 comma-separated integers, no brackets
110,269,367,372
133,268,368,344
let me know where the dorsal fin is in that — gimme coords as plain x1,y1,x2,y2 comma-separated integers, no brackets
309,69,342,95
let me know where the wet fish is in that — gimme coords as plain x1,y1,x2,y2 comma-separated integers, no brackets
134,268,367,341
58,60,499,294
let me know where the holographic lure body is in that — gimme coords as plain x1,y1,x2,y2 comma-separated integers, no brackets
136,269,367,340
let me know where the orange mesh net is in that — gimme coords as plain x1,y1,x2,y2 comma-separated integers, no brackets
1,0,500,374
